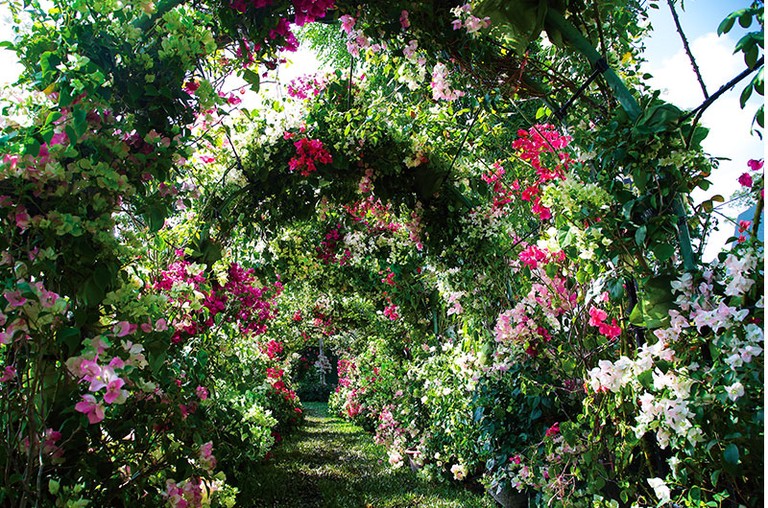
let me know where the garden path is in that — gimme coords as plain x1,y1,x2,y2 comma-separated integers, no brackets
244,402,495,507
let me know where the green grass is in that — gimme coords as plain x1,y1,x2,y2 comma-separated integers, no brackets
242,402,496,507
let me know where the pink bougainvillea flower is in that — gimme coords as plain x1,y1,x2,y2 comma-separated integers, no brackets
340,14,356,34
2,154,19,172
4,290,27,308
39,288,59,308
155,318,168,331
75,394,105,424
14,208,30,231
113,321,137,337
383,304,399,321
196,385,209,400
588,306,608,327
599,319,622,340
545,422,560,437
738,220,752,232
288,138,332,176
747,159,764,171
738,172,753,188
199,441,217,471
0,365,16,382
103,377,128,404
49,131,68,146
183,80,200,94
400,10,410,29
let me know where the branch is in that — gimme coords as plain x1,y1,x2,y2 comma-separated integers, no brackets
682,56,764,124
666,0,709,99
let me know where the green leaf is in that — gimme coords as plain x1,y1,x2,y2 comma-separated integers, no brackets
73,107,87,138
242,68,260,92
738,11,753,28
634,225,646,246
740,84,754,108
651,243,674,262
56,327,81,355
717,15,735,35
710,469,720,487
744,44,759,70
724,443,739,465
145,203,167,232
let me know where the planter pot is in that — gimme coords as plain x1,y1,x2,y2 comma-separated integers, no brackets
488,485,529,508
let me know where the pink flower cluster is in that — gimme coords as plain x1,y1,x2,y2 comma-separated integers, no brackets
374,405,405,446
338,15,385,57
481,161,520,215
264,339,284,359
431,62,465,101
495,250,577,358
269,18,299,52
198,442,217,472
287,74,328,100
288,138,332,176
155,257,281,343
519,244,564,270
345,196,401,234
291,0,335,26
512,125,572,221
337,358,356,388
451,4,491,34
383,304,399,321
164,477,213,508
738,158,763,189
316,224,352,265
588,306,622,340
66,338,149,424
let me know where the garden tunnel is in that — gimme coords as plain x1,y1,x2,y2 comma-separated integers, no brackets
0,0,763,506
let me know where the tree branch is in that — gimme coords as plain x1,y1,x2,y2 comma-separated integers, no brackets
682,56,763,125
666,0,709,99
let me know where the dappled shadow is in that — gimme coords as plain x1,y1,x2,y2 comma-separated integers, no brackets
244,403,494,508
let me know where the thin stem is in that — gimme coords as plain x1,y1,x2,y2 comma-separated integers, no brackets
666,0,709,99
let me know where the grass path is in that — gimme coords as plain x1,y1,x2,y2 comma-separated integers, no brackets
244,402,496,508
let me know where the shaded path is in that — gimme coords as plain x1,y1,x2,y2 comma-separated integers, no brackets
245,402,495,507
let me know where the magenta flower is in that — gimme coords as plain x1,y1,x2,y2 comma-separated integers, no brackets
340,14,356,35
545,422,560,437
400,10,410,29
4,290,27,308
15,208,30,231
588,306,608,326
738,172,753,188
738,220,752,232
0,365,16,382
196,385,209,401
199,441,217,471
747,159,764,171
75,394,105,424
